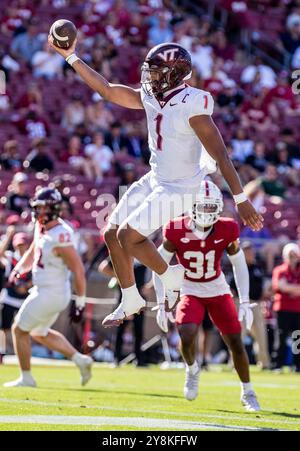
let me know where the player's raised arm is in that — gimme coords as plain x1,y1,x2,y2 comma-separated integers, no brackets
48,36,143,110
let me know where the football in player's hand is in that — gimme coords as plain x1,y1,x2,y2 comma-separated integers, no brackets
50,19,77,49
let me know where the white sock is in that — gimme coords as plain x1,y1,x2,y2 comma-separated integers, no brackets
121,284,140,301
187,361,199,375
241,382,253,394
72,352,85,366
21,370,33,381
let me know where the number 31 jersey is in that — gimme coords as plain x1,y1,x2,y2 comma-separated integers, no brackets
163,216,240,298
32,219,75,291
141,85,215,183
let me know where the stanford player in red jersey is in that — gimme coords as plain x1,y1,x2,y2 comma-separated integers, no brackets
153,180,261,412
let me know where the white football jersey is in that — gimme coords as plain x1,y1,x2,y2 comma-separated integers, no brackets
141,84,215,183
32,219,75,291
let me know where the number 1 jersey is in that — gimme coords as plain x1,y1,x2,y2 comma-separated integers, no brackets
141,85,215,183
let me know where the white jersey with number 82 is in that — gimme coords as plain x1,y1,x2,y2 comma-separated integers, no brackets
141,85,215,183
32,219,75,291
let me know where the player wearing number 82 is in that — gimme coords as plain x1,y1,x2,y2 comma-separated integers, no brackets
3,188,93,388
49,38,264,327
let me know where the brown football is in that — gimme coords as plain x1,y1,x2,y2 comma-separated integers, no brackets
50,19,77,49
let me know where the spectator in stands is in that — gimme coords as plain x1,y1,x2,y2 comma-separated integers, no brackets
0,48,20,76
279,128,300,166
211,28,235,61
266,71,298,119
25,138,54,173
231,128,254,162
32,40,64,79
10,18,43,63
126,123,147,160
260,164,286,198
51,177,74,215
240,56,276,90
85,93,114,132
148,13,173,46
231,241,270,369
279,13,300,56
190,35,214,79
126,11,148,46
274,143,300,188
203,58,227,97
0,6,24,36
84,132,114,184
245,141,269,174
105,121,128,153
16,82,43,115
0,86,10,111
217,79,244,109
5,172,30,215
291,44,300,68
16,107,50,139
241,93,275,133
272,243,300,372
62,93,86,133
113,162,137,198
0,140,22,172
60,135,94,180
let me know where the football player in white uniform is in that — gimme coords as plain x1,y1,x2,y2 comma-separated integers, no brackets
49,39,263,327
4,188,93,388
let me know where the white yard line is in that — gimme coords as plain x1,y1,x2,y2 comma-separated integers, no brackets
0,397,298,428
0,415,281,431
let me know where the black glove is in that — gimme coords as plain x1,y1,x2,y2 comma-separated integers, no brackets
69,300,85,324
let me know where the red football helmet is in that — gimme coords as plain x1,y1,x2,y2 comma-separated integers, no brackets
30,187,62,225
141,43,192,99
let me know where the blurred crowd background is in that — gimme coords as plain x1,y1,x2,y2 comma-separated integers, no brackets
0,0,300,371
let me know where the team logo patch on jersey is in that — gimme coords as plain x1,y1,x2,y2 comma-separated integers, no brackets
180,237,190,244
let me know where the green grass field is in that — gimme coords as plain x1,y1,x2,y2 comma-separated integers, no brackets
0,362,299,431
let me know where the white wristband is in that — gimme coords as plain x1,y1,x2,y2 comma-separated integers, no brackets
66,53,79,66
233,192,248,205
75,295,86,308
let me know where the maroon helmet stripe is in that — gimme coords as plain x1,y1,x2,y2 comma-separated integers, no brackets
205,181,209,196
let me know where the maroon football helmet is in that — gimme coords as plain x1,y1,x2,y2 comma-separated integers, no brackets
30,187,62,224
141,43,192,99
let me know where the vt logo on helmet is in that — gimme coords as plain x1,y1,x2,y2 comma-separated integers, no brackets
30,187,62,225
141,43,192,100
192,180,224,228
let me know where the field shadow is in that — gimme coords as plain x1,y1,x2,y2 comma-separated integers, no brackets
268,411,300,420
42,386,181,399
216,408,300,421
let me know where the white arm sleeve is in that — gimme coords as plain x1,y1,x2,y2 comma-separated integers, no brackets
153,245,174,303
227,249,250,303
